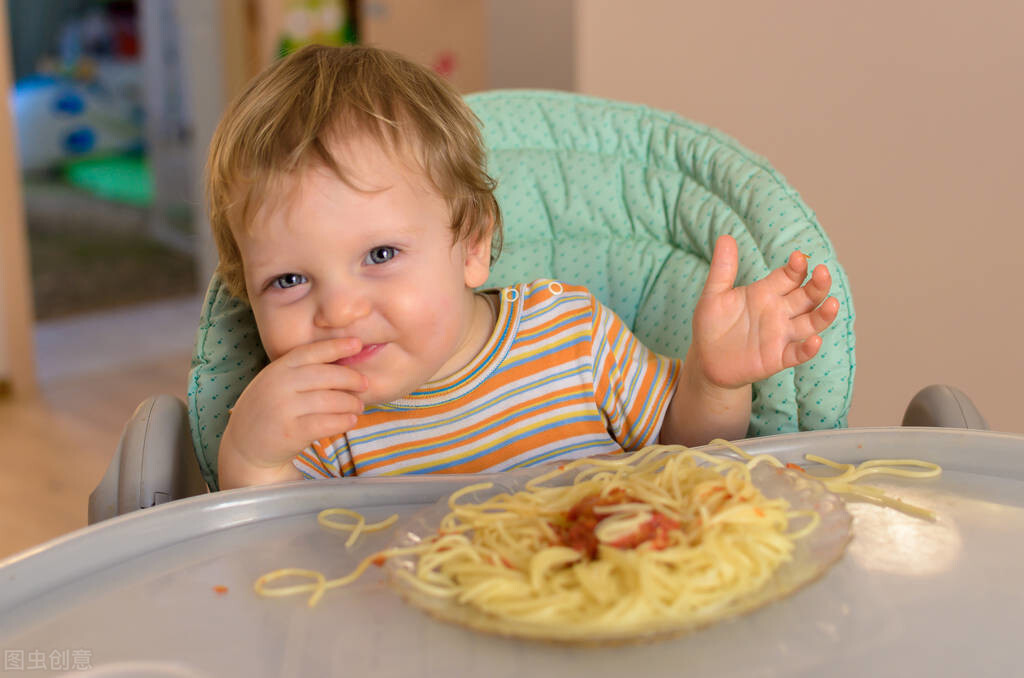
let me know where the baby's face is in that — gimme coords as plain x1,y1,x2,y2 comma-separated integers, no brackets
236,136,492,405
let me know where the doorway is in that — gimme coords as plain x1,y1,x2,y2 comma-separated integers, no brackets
9,0,198,325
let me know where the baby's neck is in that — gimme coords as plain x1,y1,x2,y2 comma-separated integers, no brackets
480,289,499,328
468,290,499,356
427,290,499,384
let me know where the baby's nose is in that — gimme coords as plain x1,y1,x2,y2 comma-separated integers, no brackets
314,290,371,328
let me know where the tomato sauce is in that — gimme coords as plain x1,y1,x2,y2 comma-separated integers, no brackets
550,489,680,559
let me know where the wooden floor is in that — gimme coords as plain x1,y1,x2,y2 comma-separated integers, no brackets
0,297,199,561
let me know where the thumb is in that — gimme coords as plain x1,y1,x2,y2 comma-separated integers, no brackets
702,235,739,296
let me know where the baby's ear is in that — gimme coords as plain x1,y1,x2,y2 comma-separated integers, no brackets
462,223,493,288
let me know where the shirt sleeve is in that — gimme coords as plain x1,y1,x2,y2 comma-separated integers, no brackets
292,436,350,479
590,297,681,450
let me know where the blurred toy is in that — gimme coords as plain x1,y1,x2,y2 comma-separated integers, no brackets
12,3,144,174
12,71,143,173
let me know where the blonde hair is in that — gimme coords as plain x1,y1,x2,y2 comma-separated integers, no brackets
206,44,502,299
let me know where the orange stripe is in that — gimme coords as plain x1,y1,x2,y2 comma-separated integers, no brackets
517,306,589,343
622,360,671,448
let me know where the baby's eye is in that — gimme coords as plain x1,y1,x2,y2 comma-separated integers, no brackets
365,246,398,265
271,273,307,289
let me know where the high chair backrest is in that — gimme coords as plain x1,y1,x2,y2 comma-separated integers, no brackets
188,90,856,491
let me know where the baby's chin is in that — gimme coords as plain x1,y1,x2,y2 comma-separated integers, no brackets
357,364,448,406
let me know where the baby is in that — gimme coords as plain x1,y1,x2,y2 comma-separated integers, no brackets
206,45,839,489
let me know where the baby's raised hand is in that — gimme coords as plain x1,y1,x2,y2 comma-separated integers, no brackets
689,235,839,390
218,337,368,487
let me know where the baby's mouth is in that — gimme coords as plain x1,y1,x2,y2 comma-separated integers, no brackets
334,343,385,367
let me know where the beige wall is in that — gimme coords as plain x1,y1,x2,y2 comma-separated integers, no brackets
488,0,575,91
577,0,1024,432
362,0,489,93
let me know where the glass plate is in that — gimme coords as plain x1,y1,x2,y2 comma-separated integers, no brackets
385,456,852,644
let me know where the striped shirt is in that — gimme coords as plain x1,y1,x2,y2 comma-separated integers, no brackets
293,279,680,478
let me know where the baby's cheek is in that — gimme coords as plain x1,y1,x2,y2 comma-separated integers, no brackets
393,293,443,331
254,327,282,362
261,327,307,364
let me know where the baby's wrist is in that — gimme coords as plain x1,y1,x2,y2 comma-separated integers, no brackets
681,351,748,397
218,437,300,489
690,373,748,411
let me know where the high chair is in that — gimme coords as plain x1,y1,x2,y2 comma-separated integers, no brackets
88,91,984,522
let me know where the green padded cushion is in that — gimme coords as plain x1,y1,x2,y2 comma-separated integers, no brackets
188,90,856,491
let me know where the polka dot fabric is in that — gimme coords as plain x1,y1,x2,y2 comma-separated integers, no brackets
187,276,267,489
187,90,855,490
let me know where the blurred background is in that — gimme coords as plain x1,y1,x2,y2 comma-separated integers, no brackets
0,0,1021,559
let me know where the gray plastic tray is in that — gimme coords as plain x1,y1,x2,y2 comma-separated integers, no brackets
2,427,1022,677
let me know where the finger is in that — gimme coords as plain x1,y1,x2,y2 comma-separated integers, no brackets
786,264,833,315
760,250,812,296
789,297,840,339
298,412,361,441
702,235,739,296
781,334,823,369
297,389,366,417
809,296,840,334
292,363,369,393
281,337,363,367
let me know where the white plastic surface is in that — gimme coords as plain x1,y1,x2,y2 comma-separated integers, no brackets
2,428,1022,678
88,395,207,525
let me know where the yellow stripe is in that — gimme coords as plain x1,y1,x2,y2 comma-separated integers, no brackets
516,307,589,342
506,329,590,365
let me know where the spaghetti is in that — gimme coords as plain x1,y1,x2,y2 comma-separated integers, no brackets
710,439,942,520
317,508,399,548
254,441,940,639
256,509,403,607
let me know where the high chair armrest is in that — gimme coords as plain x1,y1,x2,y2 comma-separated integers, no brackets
88,394,209,524
902,384,989,429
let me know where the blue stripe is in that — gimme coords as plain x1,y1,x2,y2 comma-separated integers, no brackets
623,364,663,448
499,334,590,372
521,282,552,305
620,334,646,444
506,439,620,469
521,291,587,322
631,358,679,447
518,308,588,341
592,309,618,423
305,440,358,478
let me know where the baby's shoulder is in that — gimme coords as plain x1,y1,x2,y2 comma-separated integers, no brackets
504,280,599,353
516,278,596,308
508,280,599,334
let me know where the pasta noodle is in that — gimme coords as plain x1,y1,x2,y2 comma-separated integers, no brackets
317,508,399,548
254,441,941,637
710,439,942,520
256,509,404,607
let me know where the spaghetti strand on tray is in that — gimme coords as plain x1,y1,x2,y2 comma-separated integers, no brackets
708,439,942,520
